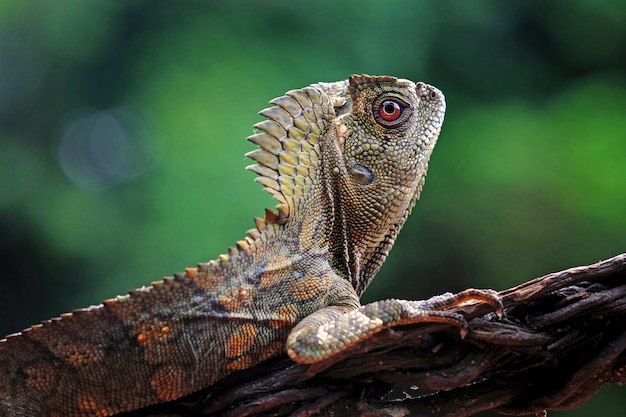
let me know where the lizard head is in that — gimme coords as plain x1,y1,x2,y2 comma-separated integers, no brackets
246,75,445,296
318,75,446,295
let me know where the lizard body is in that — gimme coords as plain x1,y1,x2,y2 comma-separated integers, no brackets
0,75,499,416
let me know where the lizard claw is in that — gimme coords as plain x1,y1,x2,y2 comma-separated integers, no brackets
458,288,504,319
401,289,504,339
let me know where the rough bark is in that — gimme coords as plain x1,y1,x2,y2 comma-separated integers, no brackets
123,253,626,417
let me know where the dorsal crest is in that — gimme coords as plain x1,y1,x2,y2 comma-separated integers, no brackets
245,86,336,225
347,74,399,99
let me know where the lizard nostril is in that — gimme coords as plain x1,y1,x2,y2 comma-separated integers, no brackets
351,164,374,185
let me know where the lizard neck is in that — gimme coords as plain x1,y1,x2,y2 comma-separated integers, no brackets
318,126,422,297
324,165,422,297
320,109,437,296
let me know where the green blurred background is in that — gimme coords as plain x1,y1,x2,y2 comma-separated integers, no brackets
0,1,624,415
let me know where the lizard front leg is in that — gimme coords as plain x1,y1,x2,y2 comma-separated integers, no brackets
287,289,503,364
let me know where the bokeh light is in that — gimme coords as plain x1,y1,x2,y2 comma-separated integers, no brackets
58,107,158,189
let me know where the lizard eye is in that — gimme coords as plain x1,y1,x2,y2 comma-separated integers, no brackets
379,100,403,121
373,96,410,128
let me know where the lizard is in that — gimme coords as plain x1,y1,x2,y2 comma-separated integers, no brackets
0,74,502,416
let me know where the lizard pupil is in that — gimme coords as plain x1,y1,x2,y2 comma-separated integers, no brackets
379,100,402,121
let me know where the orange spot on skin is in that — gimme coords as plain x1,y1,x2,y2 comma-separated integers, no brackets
135,323,176,364
259,256,292,288
134,321,174,346
260,270,281,287
184,267,197,278
150,366,189,401
291,273,335,301
226,340,284,370
226,323,257,358
218,287,254,310
25,363,56,390
258,341,284,362
78,393,116,416
271,304,299,328
68,352,88,365
60,345,104,367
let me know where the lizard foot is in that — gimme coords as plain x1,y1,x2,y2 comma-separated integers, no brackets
287,289,503,364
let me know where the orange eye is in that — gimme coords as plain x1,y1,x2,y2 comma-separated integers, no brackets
379,100,403,121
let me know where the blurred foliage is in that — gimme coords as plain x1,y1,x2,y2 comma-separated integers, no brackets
0,1,624,415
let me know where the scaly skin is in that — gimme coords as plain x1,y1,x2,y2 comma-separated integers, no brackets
0,75,500,416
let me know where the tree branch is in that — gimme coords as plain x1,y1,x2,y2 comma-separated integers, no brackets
125,253,626,417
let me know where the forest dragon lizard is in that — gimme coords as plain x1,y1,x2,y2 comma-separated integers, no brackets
0,74,501,416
